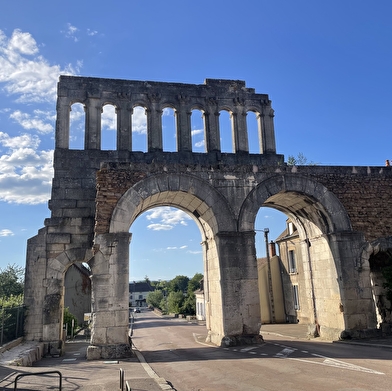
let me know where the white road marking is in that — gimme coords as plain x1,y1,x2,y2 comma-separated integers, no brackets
240,346,258,353
288,354,384,375
274,348,295,358
269,346,385,375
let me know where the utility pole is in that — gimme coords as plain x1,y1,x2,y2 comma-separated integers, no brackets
264,228,276,323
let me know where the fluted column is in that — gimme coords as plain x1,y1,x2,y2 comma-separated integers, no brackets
85,98,102,150
55,97,71,149
259,102,276,154
176,95,192,151
147,96,163,152
231,106,248,153
204,99,220,152
116,103,132,151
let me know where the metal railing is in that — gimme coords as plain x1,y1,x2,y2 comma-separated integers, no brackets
14,370,62,390
120,368,132,391
0,305,25,346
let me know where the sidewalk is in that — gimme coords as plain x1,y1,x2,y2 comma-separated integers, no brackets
0,336,175,391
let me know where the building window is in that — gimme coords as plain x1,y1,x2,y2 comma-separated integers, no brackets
289,250,297,273
139,295,143,300
293,285,300,310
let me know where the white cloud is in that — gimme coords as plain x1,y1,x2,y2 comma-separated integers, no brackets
87,29,98,36
101,105,116,130
191,129,203,136
0,132,40,150
64,23,79,42
0,132,53,204
0,229,14,237
146,207,191,229
132,106,147,134
10,110,54,134
194,140,205,148
187,250,202,254
0,29,79,103
7,30,38,56
0,29,82,204
147,223,173,231
163,108,175,116
166,245,188,250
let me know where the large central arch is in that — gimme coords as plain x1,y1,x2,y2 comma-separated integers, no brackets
88,172,265,358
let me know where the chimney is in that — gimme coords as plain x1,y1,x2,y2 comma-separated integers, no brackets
269,241,276,257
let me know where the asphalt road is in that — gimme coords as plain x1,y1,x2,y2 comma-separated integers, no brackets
132,310,392,391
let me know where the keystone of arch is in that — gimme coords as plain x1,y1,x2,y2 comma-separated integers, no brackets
238,174,352,233
109,172,237,234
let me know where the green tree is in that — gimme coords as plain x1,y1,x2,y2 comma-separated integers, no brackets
146,290,164,308
167,291,184,313
0,294,24,308
168,275,189,293
181,294,196,315
181,273,203,315
155,280,168,290
63,307,78,336
187,273,203,295
0,264,24,298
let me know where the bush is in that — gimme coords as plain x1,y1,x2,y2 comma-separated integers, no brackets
63,307,78,336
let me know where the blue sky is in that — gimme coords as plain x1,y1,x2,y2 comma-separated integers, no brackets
0,1,391,281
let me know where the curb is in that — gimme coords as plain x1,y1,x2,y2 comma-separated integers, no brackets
333,340,392,349
132,347,176,390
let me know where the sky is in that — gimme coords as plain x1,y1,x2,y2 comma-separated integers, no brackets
0,1,391,282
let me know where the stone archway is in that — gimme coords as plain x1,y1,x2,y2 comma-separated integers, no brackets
24,76,392,359
87,170,264,358
238,174,371,339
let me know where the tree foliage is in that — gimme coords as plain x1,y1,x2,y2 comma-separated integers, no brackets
146,273,203,315
146,290,164,308
168,275,189,292
0,264,24,299
187,273,203,295
167,291,184,313
287,152,315,166
0,294,24,308
63,307,78,335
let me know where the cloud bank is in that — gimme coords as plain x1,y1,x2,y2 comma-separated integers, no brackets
0,29,79,204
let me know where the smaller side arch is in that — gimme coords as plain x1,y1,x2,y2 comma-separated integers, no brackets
238,174,352,234
357,236,392,331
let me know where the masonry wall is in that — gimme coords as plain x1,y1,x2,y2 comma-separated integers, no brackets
95,161,392,243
